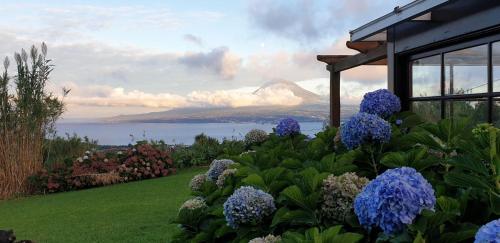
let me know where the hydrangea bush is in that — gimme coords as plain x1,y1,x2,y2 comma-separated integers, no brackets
216,168,237,188
360,89,401,118
340,112,391,149
189,173,207,192
180,197,207,211
245,129,269,145
174,95,500,243
248,234,281,243
223,186,276,229
321,172,369,222
276,118,300,137
206,159,234,181
354,167,436,234
474,218,500,243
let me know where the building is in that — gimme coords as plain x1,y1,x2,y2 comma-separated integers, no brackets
318,0,500,127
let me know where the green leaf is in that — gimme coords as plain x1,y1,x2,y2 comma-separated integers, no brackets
448,155,489,176
438,229,477,243
437,196,461,215
331,233,363,243
444,172,492,190
412,232,425,243
381,152,406,168
281,185,310,210
242,174,267,190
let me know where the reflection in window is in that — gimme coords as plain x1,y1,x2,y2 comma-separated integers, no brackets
411,101,441,123
493,42,500,92
494,100,500,127
445,100,488,124
411,55,441,97
444,45,488,95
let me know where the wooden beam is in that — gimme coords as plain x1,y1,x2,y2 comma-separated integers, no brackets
317,55,350,65
346,41,385,54
329,67,341,127
332,44,388,72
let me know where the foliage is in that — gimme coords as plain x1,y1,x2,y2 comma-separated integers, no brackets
0,44,66,199
28,142,176,194
43,133,98,166
173,92,500,243
172,134,246,168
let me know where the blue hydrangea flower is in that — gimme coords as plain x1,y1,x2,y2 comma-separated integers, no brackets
276,118,300,137
223,186,276,229
360,89,401,118
395,119,403,126
206,159,235,181
475,218,500,243
354,167,436,235
340,112,391,149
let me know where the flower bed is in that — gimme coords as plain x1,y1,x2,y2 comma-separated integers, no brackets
173,89,500,243
29,143,176,194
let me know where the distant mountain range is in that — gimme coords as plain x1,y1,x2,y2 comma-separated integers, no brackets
105,80,357,123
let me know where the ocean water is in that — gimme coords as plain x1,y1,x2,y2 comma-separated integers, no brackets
55,122,325,145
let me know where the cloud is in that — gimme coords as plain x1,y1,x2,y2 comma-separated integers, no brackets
179,47,242,79
247,0,413,43
188,87,303,107
247,0,322,42
183,34,203,46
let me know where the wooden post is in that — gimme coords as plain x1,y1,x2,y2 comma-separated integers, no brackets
328,65,341,127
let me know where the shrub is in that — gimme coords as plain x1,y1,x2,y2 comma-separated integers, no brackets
340,112,391,150
119,143,175,181
276,118,300,137
245,129,268,145
321,172,369,222
216,168,237,188
189,173,207,192
360,89,401,118
248,234,281,243
223,186,276,229
354,167,436,235
206,159,234,181
0,44,65,199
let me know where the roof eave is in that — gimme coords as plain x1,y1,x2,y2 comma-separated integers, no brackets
350,0,451,42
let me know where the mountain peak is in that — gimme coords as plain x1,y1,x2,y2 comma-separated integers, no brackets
253,79,321,104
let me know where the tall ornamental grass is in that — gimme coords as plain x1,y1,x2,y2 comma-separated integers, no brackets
0,43,65,199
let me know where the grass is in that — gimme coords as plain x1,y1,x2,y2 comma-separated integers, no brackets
0,167,206,243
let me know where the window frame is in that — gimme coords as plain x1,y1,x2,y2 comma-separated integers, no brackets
408,33,500,123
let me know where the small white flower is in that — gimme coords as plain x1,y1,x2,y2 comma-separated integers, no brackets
104,158,109,163
77,157,83,162
117,151,123,155
85,151,91,155
83,155,89,160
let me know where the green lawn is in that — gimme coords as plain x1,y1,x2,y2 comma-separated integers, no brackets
0,167,206,243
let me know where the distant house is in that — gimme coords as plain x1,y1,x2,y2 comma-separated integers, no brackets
318,0,500,127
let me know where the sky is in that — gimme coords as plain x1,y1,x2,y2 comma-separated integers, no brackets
0,0,413,119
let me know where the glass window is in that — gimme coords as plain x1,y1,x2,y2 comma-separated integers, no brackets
445,100,488,124
411,55,441,97
411,101,441,123
493,42,500,92
494,99,500,127
444,45,488,95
